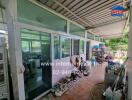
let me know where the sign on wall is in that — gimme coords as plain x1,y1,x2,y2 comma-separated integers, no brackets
111,5,126,16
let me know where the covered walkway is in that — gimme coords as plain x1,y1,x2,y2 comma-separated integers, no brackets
40,63,105,100
0,0,131,100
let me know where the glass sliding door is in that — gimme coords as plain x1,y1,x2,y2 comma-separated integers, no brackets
54,35,60,59
41,33,52,90
21,29,52,100
86,41,90,60
73,39,79,55
61,36,71,58
80,40,84,54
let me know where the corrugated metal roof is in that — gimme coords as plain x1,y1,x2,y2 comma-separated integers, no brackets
33,0,129,39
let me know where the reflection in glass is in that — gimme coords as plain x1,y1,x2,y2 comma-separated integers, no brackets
61,37,71,58
22,41,30,52
32,41,41,53
80,40,84,54
70,23,85,37
17,0,67,32
73,40,79,55
21,29,51,99
54,36,60,59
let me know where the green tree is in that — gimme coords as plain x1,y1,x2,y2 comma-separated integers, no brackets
104,34,128,51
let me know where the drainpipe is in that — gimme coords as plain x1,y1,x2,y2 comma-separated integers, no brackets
128,1,132,100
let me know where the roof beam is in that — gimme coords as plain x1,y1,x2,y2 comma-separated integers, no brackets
61,0,84,15
31,0,85,29
66,7,111,18
87,15,119,22
64,0,100,16
87,8,111,18
76,0,109,16
51,0,93,27
51,3,58,9
65,0,114,18
68,0,91,13
55,0,66,12
40,0,56,10
59,0,75,14
81,0,122,17
69,13,117,26
84,10,111,19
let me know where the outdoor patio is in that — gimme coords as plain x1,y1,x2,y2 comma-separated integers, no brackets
40,63,106,100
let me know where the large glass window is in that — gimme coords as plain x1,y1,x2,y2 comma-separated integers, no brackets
31,41,41,53
80,40,84,54
21,33,40,40
21,41,30,52
41,33,51,62
70,23,85,37
87,32,94,40
61,36,71,58
54,35,60,59
17,0,67,32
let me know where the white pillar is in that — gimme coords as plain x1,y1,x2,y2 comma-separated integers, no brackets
2,0,25,100
127,2,132,100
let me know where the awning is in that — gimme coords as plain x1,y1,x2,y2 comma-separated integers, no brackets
30,0,129,39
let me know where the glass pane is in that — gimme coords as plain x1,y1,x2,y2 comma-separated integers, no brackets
70,23,85,37
41,33,51,45
41,33,51,62
17,0,67,32
73,40,79,55
41,35,50,41
0,63,4,83
95,36,99,41
61,37,71,58
21,29,51,100
21,33,40,40
22,41,30,52
32,41,41,53
54,35,60,59
87,32,94,40
80,40,84,54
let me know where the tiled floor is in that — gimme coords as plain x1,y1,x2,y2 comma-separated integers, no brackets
40,63,106,100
